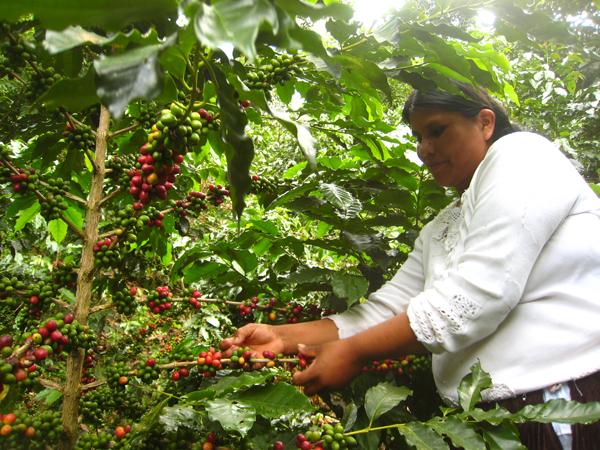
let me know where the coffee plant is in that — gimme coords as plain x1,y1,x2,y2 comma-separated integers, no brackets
1,1,599,449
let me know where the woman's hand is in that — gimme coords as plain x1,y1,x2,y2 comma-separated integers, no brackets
219,323,285,358
292,339,364,396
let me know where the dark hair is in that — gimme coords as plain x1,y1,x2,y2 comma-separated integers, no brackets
402,82,518,143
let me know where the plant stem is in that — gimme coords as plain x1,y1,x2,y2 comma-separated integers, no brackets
60,104,110,450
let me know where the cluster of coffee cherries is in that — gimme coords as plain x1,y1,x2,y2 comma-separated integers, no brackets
2,167,37,193
81,351,97,385
0,335,40,387
39,177,70,221
364,354,431,378
206,183,229,206
93,235,122,268
127,151,178,206
245,53,307,91
144,206,166,228
30,66,62,99
112,285,138,315
295,423,357,450
229,347,254,370
137,357,160,383
106,153,138,188
51,260,77,291
146,285,173,314
188,289,203,309
74,429,112,450
64,122,95,150
173,191,208,217
30,313,96,353
195,432,218,450
106,361,130,388
0,410,62,449
170,365,190,381
238,296,260,317
249,174,278,196
196,347,223,377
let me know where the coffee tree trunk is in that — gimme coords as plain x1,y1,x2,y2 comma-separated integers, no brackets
60,105,111,450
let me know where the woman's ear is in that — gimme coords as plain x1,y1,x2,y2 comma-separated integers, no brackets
478,108,496,141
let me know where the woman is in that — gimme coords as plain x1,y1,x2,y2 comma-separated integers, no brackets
221,83,600,449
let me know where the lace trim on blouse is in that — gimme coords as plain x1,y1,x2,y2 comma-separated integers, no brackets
409,199,484,349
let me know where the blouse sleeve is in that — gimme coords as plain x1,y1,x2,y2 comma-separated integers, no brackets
329,232,426,339
406,132,589,354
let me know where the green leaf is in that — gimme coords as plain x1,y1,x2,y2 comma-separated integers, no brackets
193,372,276,399
0,0,178,31
236,382,313,419
47,218,68,244
330,272,368,307
94,38,175,118
206,398,256,436
269,108,317,167
63,206,84,231
159,405,202,433
44,26,162,54
364,382,411,426
514,399,600,425
480,423,526,450
209,62,255,218
275,0,352,21
427,416,486,450
14,201,41,231
6,196,36,220
268,180,319,209
39,68,100,112
194,0,279,62
183,261,227,284
34,389,62,406
458,361,492,412
319,183,362,219
397,422,450,450
248,219,279,236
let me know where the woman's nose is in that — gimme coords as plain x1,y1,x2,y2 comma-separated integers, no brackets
416,138,434,161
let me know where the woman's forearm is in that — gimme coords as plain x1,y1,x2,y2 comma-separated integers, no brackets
345,313,428,363
275,318,339,354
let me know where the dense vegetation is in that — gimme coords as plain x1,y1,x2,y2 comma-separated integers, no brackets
0,1,599,449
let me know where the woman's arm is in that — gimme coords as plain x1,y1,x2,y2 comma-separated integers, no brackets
293,313,427,394
220,318,339,356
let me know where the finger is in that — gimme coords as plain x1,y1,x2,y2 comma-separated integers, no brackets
219,337,234,350
232,323,257,345
297,343,318,358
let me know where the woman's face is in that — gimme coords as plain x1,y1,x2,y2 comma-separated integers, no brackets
409,108,496,192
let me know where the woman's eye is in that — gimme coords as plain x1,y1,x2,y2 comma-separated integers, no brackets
429,126,446,138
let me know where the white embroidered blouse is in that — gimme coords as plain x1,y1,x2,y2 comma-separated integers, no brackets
330,132,600,404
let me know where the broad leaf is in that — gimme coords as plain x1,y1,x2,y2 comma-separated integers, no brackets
458,361,492,412
364,382,411,425
330,272,368,307
14,201,40,231
206,398,256,436
236,382,313,419
269,108,317,167
160,405,201,433
194,0,278,62
0,0,178,31
34,389,62,406
320,183,362,219
38,67,99,112
94,38,176,118
209,62,255,218
480,423,526,450
47,218,68,244
195,372,276,399
397,422,449,450
514,399,600,425
427,416,485,450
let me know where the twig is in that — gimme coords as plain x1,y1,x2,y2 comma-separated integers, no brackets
109,122,140,140
38,377,64,392
99,187,121,206
80,379,106,392
60,212,85,240
51,298,72,309
90,303,114,314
